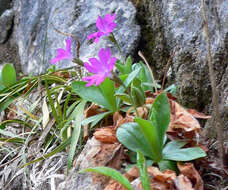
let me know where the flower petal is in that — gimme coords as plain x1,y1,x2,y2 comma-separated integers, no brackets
104,13,116,23
87,32,98,40
98,48,111,65
95,74,106,86
65,38,72,52
96,16,105,32
107,23,116,33
89,58,103,69
82,75,97,87
108,57,117,71
84,62,100,73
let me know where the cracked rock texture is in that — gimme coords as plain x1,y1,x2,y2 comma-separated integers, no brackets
0,9,14,43
13,0,140,75
133,0,228,138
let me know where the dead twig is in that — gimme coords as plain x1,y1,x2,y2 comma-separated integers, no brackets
138,51,158,93
51,23,81,58
161,49,176,90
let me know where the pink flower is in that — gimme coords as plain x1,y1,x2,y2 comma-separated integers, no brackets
82,48,117,87
88,13,116,43
50,38,73,64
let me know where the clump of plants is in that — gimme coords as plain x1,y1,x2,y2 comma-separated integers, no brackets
0,12,212,189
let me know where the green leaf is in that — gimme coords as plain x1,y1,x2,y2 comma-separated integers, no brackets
149,92,170,149
137,151,151,190
117,122,154,159
158,160,177,172
115,93,132,104
67,100,86,171
117,67,141,94
21,137,71,167
45,80,59,124
80,167,133,190
162,140,188,155
72,78,117,112
163,147,206,161
82,111,111,128
131,85,145,107
134,118,161,162
1,63,17,87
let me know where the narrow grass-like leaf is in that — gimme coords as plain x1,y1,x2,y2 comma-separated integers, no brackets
45,80,59,124
67,100,87,171
80,167,133,190
137,151,151,190
63,93,72,119
21,137,71,167
0,119,32,129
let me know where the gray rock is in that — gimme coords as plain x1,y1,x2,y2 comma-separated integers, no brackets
133,0,228,140
13,0,140,75
136,0,228,111
0,9,14,43
0,0,12,16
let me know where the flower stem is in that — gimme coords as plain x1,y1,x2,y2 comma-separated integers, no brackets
112,72,139,117
109,33,125,62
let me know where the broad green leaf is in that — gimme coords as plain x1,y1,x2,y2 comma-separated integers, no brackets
2,63,17,87
72,78,117,112
117,122,154,159
149,92,170,149
134,118,161,162
163,147,206,161
158,160,177,172
67,100,86,171
137,151,151,190
80,167,133,190
162,140,188,155
82,111,111,128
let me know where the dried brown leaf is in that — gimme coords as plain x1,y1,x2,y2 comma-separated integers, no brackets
94,126,118,143
186,109,211,119
178,163,204,190
174,174,194,190
167,100,201,140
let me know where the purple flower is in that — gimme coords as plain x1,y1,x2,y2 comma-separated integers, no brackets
50,38,73,64
82,48,117,87
88,13,116,43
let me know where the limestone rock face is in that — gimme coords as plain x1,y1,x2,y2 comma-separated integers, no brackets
0,0,12,16
0,9,14,43
133,0,228,139
135,0,228,110
13,0,140,75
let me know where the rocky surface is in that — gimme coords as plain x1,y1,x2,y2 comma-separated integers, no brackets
0,9,14,43
132,0,228,139
0,0,12,16
13,0,140,75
